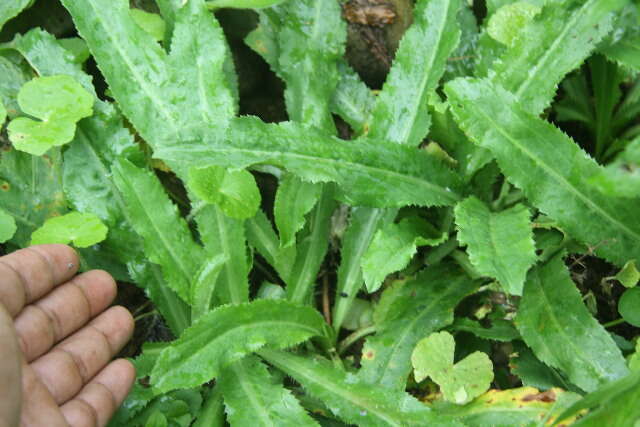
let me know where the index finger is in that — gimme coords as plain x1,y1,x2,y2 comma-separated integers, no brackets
0,245,79,317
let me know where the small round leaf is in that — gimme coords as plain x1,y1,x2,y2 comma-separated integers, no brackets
0,209,17,243
31,212,108,248
619,287,640,327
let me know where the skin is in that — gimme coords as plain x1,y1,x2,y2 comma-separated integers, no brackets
0,244,136,427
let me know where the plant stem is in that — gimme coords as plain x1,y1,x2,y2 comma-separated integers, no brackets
603,318,625,328
424,237,458,265
338,325,376,355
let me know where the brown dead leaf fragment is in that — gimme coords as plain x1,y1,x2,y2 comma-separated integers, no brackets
522,389,557,403
342,0,396,27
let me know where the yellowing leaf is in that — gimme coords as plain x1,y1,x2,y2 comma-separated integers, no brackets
8,75,93,155
31,211,108,248
411,331,494,404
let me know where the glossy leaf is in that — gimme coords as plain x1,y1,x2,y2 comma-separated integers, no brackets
259,348,464,427
156,117,463,208
0,208,17,243
8,75,94,155
516,254,629,392
411,331,493,404
218,356,318,426
362,216,447,293
274,175,322,248
113,159,204,304
367,0,461,146
489,0,625,114
31,212,108,248
455,197,536,295
446,78,640,266
189,166,261,220
150,299,327,392
359,264,478,390
618,287,640,327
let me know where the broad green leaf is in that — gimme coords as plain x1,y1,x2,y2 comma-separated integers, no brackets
113,159,204,304
487,2,541,47
218,356,318,426
616,259,640,288
274,175,322,248
359,264,478,391
412,331,493,404
150,299,327,392
509,342,569,391
31,212,108,248
367,0,461,147
516,254,629,392
259,348,464,427
0,208,17,243
332,207,396,331
454,197,536,295
618,287,640,327
445,78,640,266
131,9,166,42
8,75,94,155
196,204,250,304
286,187,336,303
435,387,581,427
489,0,625,114
188,166,261,219
61,0,234,154
191,254,227,320
0,0,32,31
156,117,463,208
207,0,289,9
554,371,640,427
0,148,66,246
362,216,447,293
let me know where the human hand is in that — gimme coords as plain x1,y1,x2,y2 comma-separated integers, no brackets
0,245,135,427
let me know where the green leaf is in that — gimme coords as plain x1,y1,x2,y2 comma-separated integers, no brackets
58,38,91,64
245,210,296,283
31,211,108,248
130,9,166,42
411,331,493,404
554,371,640,427
489,0,625,114
615,259,640,288
359,264,478,391
330,63,374,135
191,254,227,320
189,166,261,219
515,254,629,392
0,54,31,119
454,197,536,296
599,5,640,72
113,159,204,304
192,386,225,427
0,148,66,246
362,216,447,293
8,75,94,156
0,208,17,243
196,204,250,304
218,356,319,426
435,386,581,427
144,412,167,427
449,317,519,343
332,207,396,331
156,117,463,208
207,0,289,9
274,175,322,248
618,287,640,327
259,348,464,427
0,100,6,125
367,0,461,146
589,136,640,199
509,341,569,391
487,2,541,47
150,299,327,392
0,0,32,31
445,78,640,266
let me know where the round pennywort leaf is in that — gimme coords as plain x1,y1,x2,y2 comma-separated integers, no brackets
31,212,108,248
619,287,640,327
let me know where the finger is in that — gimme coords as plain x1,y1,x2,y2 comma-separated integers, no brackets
19,363,71,427
30,306,134,404
0,304,22,426
0,244,79,317
15,270,117,362
61,359,135,427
